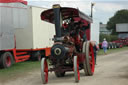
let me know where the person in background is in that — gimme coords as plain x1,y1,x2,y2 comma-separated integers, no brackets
102,38,108,55
91,41,99,65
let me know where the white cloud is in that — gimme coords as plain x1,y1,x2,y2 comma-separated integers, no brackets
56,1,91,14
28,0,92,15
95,3,124,12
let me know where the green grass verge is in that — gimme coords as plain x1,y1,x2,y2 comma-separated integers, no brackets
98,47,128,55
0,61,40,81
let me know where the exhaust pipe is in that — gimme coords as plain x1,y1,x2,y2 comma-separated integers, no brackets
53,4,62,38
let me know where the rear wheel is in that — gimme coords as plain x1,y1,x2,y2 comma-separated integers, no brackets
74,56,80,83
0,52,14,68
82,42,88,74
41,58,48,84
82,41,95,76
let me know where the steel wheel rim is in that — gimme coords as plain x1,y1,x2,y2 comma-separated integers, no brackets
77,58,80,80
74,56,80,82
89,43,95,73
44,60,48,83
41,58,48,84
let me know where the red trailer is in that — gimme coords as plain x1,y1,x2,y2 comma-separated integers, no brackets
112,38,128,47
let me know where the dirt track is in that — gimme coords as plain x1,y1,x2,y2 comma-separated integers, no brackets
1,50,128,85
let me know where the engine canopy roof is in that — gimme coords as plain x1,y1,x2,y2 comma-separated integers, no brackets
41,7,92,24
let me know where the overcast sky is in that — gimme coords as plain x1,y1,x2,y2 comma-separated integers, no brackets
27,0,128,24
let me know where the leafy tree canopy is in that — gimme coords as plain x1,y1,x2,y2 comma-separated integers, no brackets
107,9,128,35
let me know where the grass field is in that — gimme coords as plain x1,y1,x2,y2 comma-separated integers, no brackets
0,46,128,81
98,47,128,55
0,61,40,81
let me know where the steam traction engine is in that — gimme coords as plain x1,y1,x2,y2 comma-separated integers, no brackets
40,5,95,84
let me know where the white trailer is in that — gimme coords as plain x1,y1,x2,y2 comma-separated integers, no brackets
116,23,128,38
91,21,100,44
0,1,55,68
15,6,55,50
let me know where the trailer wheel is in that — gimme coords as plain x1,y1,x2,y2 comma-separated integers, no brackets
0,52,14,68
38,53,41,61
115,44,117,48
54,71,65,77
41,58,48,84
111,44,114,49
108,44,111,49
113,43,115,48
82,41,95,76
31,51,41,61
108,45,111,49
74,56,80,83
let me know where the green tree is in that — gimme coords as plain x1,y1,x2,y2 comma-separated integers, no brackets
107,9,128,35
100,34,118,43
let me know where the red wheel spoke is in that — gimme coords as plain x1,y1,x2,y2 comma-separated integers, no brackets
89,61,93,65
78,71,80,80
74,56,80,82
89,53,92,55
44,60,48,83
6,56,11,67
89,42,95,73
44,63,48,72
45,73,48,82
77,60,80,80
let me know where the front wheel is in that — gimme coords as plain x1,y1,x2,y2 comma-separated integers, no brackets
74,56,80,83
41,58,48,84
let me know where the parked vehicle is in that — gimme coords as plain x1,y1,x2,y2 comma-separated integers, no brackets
0,0,55,68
